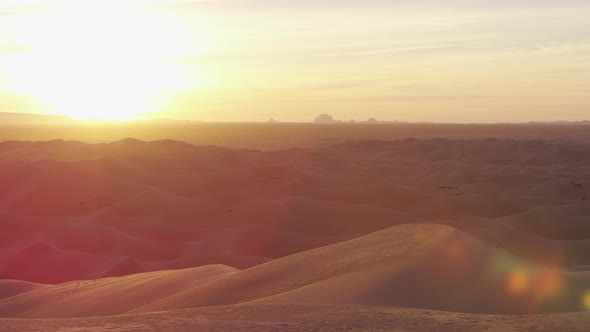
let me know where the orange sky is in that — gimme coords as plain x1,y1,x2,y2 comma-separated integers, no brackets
0,1,589,122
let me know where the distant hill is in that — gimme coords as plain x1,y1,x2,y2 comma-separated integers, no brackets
0,112,73,125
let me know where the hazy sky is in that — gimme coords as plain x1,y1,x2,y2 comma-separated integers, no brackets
0,0,589,122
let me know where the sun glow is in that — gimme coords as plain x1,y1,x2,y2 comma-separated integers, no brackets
3,4,205,121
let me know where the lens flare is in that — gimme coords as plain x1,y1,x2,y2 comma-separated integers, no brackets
582,291,590,310
538,270,563,299
445,241,463,259
506,269,530,295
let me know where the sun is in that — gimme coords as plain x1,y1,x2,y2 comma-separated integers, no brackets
4,4,203,121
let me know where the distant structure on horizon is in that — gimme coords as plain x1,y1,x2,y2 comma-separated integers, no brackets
313,114,336,123
313,114,407,124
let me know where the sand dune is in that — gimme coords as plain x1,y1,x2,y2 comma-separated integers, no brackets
1,224,588,319
0,138,589,281
0,280,46,301
1,137,590,330
0,265,236,318
133,224,589,315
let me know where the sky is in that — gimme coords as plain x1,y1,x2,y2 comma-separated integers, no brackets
0,0,589,122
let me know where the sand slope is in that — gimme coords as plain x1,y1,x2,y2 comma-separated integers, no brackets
0,265,236,318
1,224,588,319
134,224,588,315
0,280,46,301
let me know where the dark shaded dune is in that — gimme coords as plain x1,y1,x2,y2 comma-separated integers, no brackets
110,140,249,163
229,225,356,258
91,189,183,220
0,236,145,284
503,205,590,241
0,139,259,171
300,184,429,210
3,136,590,329
64,156,144,179
529,179,589,197
0,215,34,250
93,216,215,243
0,162,39,207
417,194,527,219
473,224,590,268
446,216,590,267
83,192,417,256
0,280,47,301
99,257,145,279
142,165,303,197
333,139,590,167
115,153,215,174
0,140,97,161
218,197,424,234
1,159,140,217
86,206,358,261
0,212,61,234
298,184,525,219
0,139,153,162
1,138,590,285
526,221,590,242
41,224,183,260
89,194,404,259
134,224,589,315
447,167,549,186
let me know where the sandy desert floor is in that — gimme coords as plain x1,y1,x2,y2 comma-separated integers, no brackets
1,124,590,331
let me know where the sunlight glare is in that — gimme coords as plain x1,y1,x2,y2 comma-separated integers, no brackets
4,4,207,121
